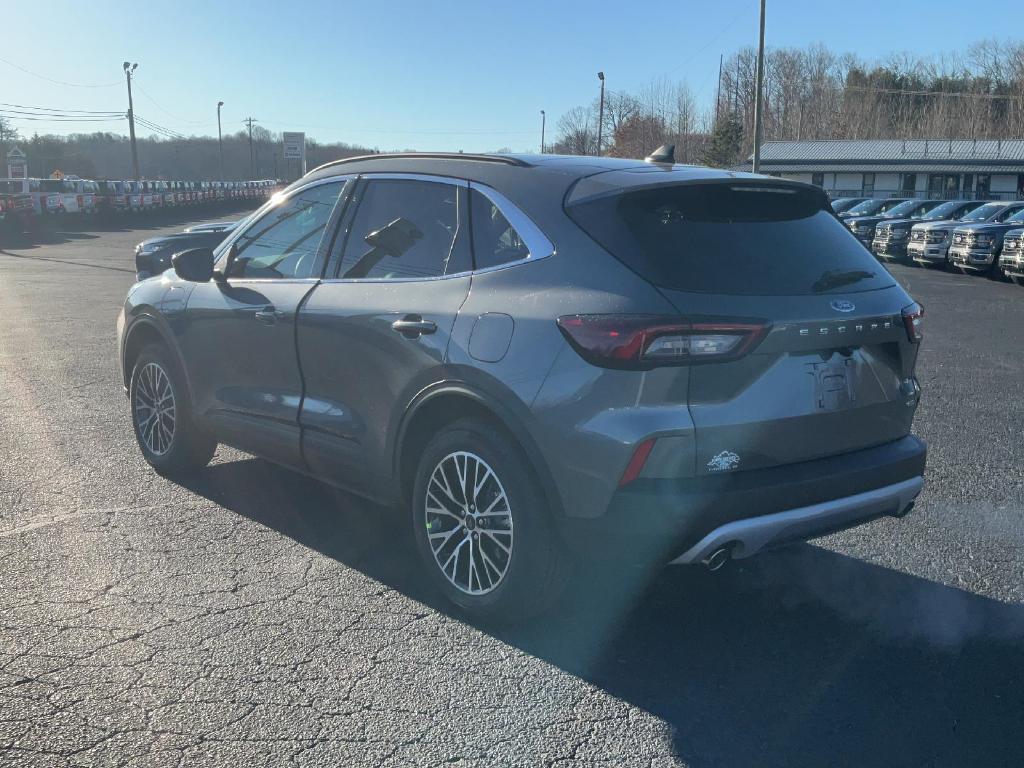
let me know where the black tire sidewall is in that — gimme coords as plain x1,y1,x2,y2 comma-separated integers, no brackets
129,344,213,474
411,420,560,620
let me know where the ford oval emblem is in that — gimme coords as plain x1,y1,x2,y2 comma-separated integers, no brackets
830,299,856,313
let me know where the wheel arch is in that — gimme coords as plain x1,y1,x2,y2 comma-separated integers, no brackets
121,314,192,400
393,383,564,520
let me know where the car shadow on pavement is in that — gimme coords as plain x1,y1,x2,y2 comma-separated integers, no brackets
180,457,1024,768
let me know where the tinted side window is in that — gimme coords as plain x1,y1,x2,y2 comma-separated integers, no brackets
335,179,463,280
997,205,1024,222
469,189,529,269
228,182,343,280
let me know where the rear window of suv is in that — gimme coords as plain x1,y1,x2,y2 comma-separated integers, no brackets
565,177,896,295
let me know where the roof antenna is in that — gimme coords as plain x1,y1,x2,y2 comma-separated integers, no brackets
645,144,675,164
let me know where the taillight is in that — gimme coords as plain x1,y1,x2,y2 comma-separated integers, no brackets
902,302,924,343
556,315,769,369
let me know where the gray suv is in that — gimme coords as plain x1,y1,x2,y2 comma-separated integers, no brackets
116,153,927,619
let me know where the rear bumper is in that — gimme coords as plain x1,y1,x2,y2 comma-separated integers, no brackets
669,476,922,564
562,435,926,562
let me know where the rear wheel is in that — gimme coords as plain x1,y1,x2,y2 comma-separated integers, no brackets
130,344,216,475
411,419,567,622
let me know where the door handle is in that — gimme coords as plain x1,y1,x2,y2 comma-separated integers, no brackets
392,315,437,338
254,306,282,325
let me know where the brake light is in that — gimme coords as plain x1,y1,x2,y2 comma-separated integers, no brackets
902,302,924,343
556,315,769,369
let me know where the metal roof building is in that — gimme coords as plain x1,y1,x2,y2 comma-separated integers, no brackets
736,139,1024,200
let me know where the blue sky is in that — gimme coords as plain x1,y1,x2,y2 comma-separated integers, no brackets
3,0,1017,153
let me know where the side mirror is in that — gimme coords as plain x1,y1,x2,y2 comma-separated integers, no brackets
172,247,215,282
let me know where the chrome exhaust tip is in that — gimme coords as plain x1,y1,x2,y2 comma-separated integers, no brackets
702,547,731,572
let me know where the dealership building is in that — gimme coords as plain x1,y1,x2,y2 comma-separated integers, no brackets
740,139,1024,200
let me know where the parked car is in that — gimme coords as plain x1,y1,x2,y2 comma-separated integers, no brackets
0,177,61,217
906,201,1014,267
837,197,910,220
872,199,979,262
95,180,130,215
830,197,868,214
117,153,926,619
134,222,239,280
999,228,1024,285
847,198,938,248
183,220,240,234
0,180,34,235
949,206,1024,277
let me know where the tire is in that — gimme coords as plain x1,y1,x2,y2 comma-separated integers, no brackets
411,419,567,622
129,344,216,475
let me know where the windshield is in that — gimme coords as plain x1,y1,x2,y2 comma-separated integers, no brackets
923,201,968,220
845,198,888,215
961,203,1003,221
566,180,894,295
881,200,934,218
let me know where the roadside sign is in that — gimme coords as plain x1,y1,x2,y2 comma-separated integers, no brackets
283,132,304,160
7,146,27,179
282,132,306,175
50,170,64,180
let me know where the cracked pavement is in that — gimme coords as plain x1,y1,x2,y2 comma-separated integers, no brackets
1,219,1023,767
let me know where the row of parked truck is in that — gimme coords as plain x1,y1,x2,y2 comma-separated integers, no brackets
832,196,1024,285
0,176,280,234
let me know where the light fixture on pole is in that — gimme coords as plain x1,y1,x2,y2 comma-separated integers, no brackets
596,71,605,157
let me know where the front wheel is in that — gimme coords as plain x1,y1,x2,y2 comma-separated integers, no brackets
130,344,216,475
411,419,567,622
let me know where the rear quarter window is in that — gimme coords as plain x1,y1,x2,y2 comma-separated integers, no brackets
565,180,896,296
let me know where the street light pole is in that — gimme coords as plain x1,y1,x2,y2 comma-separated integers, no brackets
596,72,605,157
752,0,767,174
122,62,140,181
540,110,546,154
217,101,224,181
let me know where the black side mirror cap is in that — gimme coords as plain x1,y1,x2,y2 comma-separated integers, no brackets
172,247,215,282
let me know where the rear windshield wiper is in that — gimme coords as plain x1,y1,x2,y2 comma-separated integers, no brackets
812,269,875,293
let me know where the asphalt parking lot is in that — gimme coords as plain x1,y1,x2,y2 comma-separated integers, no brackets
1,218,1023,768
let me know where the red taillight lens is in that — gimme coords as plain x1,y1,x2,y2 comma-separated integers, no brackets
556,315,769,369
902,302,924,343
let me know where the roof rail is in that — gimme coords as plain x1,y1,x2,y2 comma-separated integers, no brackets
310,152,532,175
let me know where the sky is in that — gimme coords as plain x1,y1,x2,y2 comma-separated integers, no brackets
3,0,1019,154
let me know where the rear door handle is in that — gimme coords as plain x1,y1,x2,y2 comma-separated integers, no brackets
391,315,437,338
254,306,283,325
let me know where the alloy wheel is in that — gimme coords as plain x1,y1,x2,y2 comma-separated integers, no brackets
424,451,514,595
134,362,176,456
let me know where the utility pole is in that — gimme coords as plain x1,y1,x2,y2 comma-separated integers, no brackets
122,62,140,181
752,0,767,174
217,101,224,181
244,117,257,178
596,72,605,156
715,54,724,125
540,110,546,154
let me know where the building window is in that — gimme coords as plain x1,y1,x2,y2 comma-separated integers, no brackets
811,172,824,187
928,174,960,199
976,175,991,198
862,173,875,195
901,173,917,193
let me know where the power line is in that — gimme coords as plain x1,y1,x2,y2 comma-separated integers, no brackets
0,113,125,123
0,101,123,115
0,56,121,88
133,82,207,126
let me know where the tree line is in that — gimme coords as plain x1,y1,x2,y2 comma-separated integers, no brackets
549,39,1024,167
0,120,376,181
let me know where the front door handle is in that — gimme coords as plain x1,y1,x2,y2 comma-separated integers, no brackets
392,315,437,338
254,306,282,325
